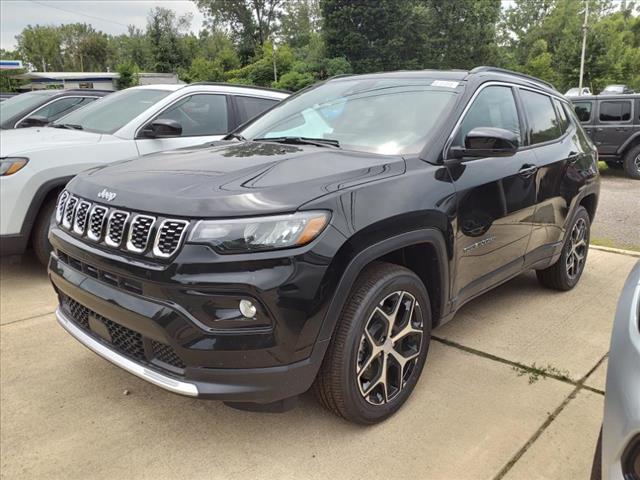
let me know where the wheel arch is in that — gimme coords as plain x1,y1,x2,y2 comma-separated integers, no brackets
22,176,73,245
617,132,640,157
316,227,450,346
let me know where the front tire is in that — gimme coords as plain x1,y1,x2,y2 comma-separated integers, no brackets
32,197,56,267
314,262,431,424
536,206,590,291
623,144,640,180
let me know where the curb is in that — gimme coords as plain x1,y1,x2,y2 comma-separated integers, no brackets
591,244,640,258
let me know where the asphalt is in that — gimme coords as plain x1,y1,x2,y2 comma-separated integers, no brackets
1,250,638,480
591,168,640,252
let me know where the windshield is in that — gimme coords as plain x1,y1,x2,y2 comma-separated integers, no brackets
240,78,459,155
52,88,170,134
0,91,55,121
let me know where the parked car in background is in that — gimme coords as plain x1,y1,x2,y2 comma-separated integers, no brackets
0,83,289,264
0,89,110,129
571,94,640,179
591,262,640,480
48,67,599,423
565,87,592,97
601,84,635,95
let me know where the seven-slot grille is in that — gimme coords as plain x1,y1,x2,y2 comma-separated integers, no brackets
55,191,189,258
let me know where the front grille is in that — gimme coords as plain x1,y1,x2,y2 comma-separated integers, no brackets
62,196,78,229
55,191,70,223
126,215,155,253
87,205,108,241
63,295,90,329
102,317,145,360
105,210,129,247
152,341,186,368
153,220,189,258
56,190,189,259
73,200,91,234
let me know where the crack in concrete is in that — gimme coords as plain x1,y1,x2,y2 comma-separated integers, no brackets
0,310,56,327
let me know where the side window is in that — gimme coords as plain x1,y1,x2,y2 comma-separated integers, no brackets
156,94,228,136
454,86,521,146
25,97,95,123
572,102,592,123
599,101,631,122
235,96,278,124
519,90,561,145
553,98,569,133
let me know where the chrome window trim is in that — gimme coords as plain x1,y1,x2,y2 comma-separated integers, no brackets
86,205,108,242
72,200,92,235
152,219,189,258
126,214,156,253
104,210,130,247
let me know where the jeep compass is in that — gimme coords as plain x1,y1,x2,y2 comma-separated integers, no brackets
48,67,600,424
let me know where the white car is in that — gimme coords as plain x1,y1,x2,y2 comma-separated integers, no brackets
565,87,592,97
0,83,288,264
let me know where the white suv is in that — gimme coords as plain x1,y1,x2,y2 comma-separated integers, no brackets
0,83,289,264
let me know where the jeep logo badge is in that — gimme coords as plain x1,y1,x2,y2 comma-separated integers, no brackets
97,189,117,202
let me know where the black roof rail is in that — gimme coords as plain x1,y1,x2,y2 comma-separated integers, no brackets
186,82,291,94
470,66,556,91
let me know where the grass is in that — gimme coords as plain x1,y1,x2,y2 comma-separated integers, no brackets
512,363,573,384
591,236,640,253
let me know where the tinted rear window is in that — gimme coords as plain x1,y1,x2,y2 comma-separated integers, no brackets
520,90,561,145
573,102,592,122
599,101,631,122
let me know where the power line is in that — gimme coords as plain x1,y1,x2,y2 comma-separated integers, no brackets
28,1,131,29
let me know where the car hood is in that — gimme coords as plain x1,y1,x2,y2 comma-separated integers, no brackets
69,141,406,217
0,127,102,155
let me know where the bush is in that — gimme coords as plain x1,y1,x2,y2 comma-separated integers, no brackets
274,71,315,91
116,61,139,89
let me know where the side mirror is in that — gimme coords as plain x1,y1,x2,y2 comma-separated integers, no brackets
449,127,519,161
140,118,182,138
18,115,50,128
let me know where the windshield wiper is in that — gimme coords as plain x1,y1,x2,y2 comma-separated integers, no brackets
253,136,340,148
52,123,84,130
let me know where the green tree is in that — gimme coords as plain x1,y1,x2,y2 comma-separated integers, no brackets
16,25,63,71
146,7,192,73
195,0,283,61
116,61,140,89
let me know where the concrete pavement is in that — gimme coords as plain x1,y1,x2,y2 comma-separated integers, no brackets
1,250,637,479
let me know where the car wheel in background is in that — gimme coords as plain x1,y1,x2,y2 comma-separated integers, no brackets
314,262,431,424
32,197,56,267
623,144,640,180
536,206,591,291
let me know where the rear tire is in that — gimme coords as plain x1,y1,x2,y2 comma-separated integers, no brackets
536,206,590,291
313,261,431,424
623,144,640,180
32,197,56,267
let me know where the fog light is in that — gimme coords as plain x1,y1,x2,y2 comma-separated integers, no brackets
239,299,257,318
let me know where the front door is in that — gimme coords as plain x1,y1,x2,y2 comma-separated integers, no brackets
136,93,230,156
447,85,537,305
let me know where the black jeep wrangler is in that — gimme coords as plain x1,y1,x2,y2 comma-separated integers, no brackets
49,67,599,424
571,93,640,179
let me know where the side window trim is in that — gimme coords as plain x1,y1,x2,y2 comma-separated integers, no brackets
14,95,98,127
135,92,232,139
444,81,524,158
597,100,633,124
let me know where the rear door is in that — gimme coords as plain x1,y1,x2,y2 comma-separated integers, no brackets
135,93,232,155
594,99,634,155
230,95,280,129
447,84,537,304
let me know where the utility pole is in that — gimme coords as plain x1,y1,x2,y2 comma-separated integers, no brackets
578,0,589,92
272,43,278,83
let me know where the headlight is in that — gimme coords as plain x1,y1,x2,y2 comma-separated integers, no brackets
0,157,29,176
188,211,330,253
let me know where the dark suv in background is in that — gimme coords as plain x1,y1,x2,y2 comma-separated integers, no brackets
571,94,640,179
48,67,599,424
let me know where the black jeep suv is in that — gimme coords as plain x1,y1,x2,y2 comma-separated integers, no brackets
571,93,640,179
48,67,599,424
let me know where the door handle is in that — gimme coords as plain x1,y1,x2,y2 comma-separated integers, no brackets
518,164,538,178
596,128,604,132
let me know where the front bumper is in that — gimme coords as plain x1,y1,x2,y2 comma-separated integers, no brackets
48,224,340,403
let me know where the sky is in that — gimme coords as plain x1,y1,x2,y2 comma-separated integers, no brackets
0,0,206,51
